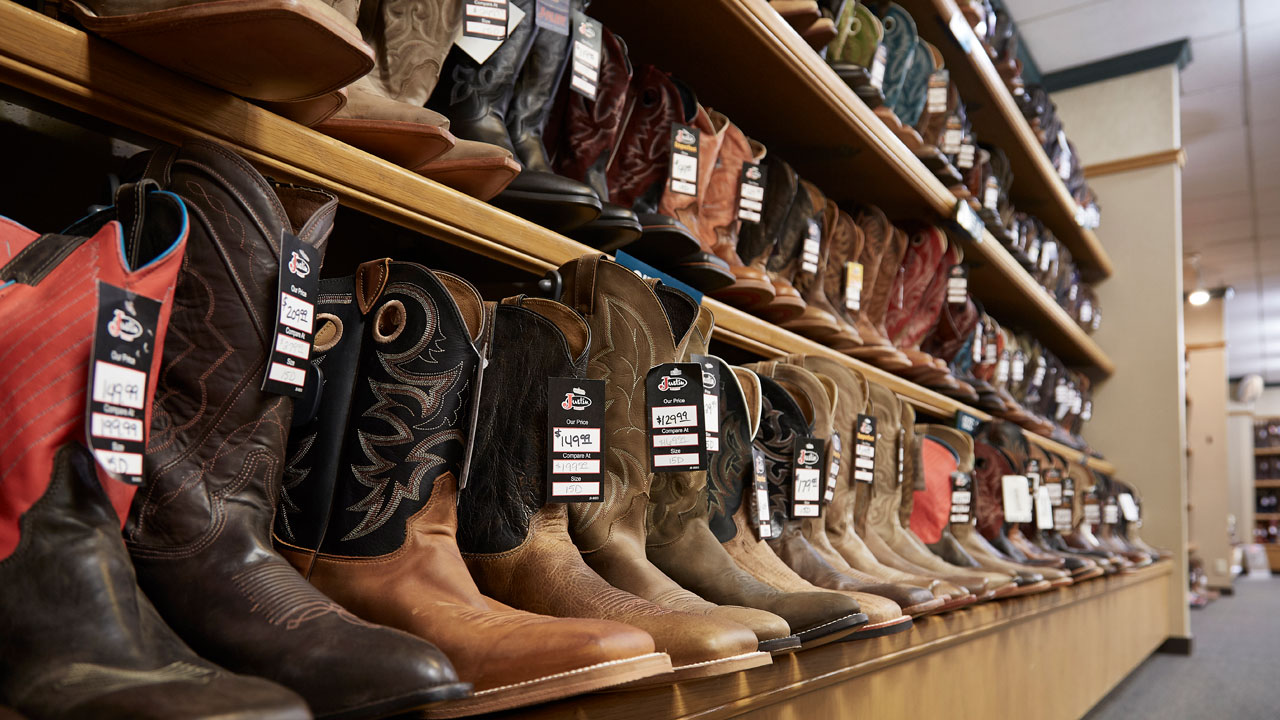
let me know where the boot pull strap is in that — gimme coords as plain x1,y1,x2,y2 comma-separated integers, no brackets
569,253,604,314
355,258,391,314
113,178,160,269
141,144,178,186
500,294,526,307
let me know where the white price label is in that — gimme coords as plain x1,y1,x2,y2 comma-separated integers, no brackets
551,460,600,476
91,360,148,410
1001,475,1033,523
651,405,697,429
279,293,315,334
1035,486,1054,530
552,427,601,453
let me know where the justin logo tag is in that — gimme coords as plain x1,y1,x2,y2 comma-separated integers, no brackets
578,18,596,37
288,249,311,278
745,164,762,181
561,388,592,411
754,454,765,476
800,448,819,465
658,368,687,391
675,128,697,146
107,307,143,342
701,370,716,390
859,418,873,434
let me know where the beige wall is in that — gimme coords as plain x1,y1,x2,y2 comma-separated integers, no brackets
1053,64,1190,639
1184,298,1233,587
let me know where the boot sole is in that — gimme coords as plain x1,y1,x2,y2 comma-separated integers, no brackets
316,681,472,720
840,614,913,640
994,580,1053,598
900,597,947,616
610,650,774,689
933,593,979,613
760,635,804,654
793,611,869,650
315,117,455,170
421,653,673,717
490,188,603,234
415,156,522,202
1071,567,1106,581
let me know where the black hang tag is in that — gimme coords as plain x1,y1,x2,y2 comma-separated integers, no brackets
790,436,825,519
800,219,821,275
535,0,569,34
895,427,905,485
690,354,721,453
668,124,700,197
645,362,705,472
852,413,876,484
1083,496,1102,526
957,136,976,170
737,161,766,223
87,281,162,485
464,0,509,40
568,11,602,99
546,377,605,502
954,409,981,434
824,430,842,503
262,232,319,397
942,115,963,155
749,445,773,539
1026,460,1041,490
949,471,972,524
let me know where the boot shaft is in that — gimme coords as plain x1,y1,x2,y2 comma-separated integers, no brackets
705,357,757,544
884,225,947,344
737,155,798,268
820,209,865,321
549,25,632,199
507,0,584,170
795,356,870,538
605,65,685,211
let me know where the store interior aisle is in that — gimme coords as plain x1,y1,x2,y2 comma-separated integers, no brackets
1086,577,1280,719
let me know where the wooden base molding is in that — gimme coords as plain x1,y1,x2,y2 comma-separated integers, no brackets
494,564,1173,720
1084,148,1187,178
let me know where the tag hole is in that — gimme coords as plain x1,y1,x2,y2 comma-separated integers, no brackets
314,314,343,352
373,299,406,343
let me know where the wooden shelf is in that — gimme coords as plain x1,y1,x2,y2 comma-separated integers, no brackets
1255,447,1280,456
1255,480,1280,489
498,563,1172,720
588,0,1112,376
1256,513,1280,521
0,0,1115,475
897,0,1114,280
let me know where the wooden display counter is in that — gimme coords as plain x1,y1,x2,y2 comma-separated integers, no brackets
501,563,1172,720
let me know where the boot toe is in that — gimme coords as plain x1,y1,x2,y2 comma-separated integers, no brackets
772,591,862,633
707,604,792,642
66,672,311,720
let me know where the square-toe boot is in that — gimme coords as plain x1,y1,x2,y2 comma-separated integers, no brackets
712,154,799,312
546,25,643,250
753,178,816,326
558,254,771,677
827,2,886,108
1020,444,1105,579
771,359,947,617
817,208,868,353
780,189,853,342
920,296,982,403
845,206,911,370
645,308,853,652
921,425,1055,593
1038,451,1120,572
600,65,700,261
123,141,466,719
275,261,667,714
699,121,777,308
456,295,776,680
65,0,374,102
742,364,915,637
856,385,979,608
977,422,1074,576
658,105,738,293
884,225,954,385
0,188,308,720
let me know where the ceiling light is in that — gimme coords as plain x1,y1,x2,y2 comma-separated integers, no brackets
1188,289,1210,306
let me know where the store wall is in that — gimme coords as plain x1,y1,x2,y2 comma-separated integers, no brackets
1052,64,1191,641
1184,298,1233,587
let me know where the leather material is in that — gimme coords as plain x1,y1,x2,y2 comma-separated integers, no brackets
895,38,934,127
781,190,848,342
0,186,185,555
605,65,685,212
549,26,631,200
557,255,764,665
756,176,815,324
845,207,909,368
507,0,581,173
658,105,727,253
819,209,866,351
125,141,464,719
1,445,310,720
735,154,798,276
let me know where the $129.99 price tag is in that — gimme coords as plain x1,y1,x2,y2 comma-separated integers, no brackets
645,363,705,472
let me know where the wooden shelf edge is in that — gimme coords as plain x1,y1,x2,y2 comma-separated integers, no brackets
1256,513,1280,520
1254,447,1280,456
1254,480,1280,489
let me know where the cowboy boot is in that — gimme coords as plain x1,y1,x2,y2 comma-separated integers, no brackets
894,38,934,129
754,176,816,325
275,261,667,714
884,225,953,385
124,140,467,719
772,359,948,616
920,296,982,402
827,2,886,108
1022,444,1105,579
713,154,798,311
870,2,923,149
547,25,643,250
912,426,1011,574
557,254,770,677
65,0,373,102
0,187,306,720
743,364,916,636
845,207,911,370
646,309,843,653
658,105,737,292
979,422,1078,571
816,208,866,353
780,190,853,342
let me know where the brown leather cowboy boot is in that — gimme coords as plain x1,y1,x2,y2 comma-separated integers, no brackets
658,105,738,292
558,255,770,678
125,141,467,719
845,206,910,370
818,207,866,353
885,225,954,386
458,295,780,681
780,190,856,343
712,153,798,312
700,120,777,307
753,176,816,325
275,261,670,715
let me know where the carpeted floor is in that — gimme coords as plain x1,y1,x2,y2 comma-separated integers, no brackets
1084,575,1280,719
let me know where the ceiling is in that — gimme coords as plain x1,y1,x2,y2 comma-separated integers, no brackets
1002,0,1280,383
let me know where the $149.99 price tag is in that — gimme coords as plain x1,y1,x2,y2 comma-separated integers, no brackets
546,377,605,502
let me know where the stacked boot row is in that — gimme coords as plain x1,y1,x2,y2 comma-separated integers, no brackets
0,139,1156,720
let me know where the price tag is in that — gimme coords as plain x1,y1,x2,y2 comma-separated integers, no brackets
568,11,602,100
971,328,984,364
1039,240,1057,273
464,0,508,40
690,354,720,453
984,338,998,364
896,428,905,485
926,70,950,114
953,200,984,242
853,414,876,483
844,262,863,312
1053,506,1073,532
1118,493,1140,522
1103,500,1119,525
996,357,1009,383
1056,130,1073,180
534,0,569,34
950,472,972,524
1027,236,1041,267
1045,469,1063,505
954,409,981,435
668,124,700,197
1082,400,1093,422
869,44,887,90
1091,307,1102,332
1083,499,1102,526
957,139,976,169
1012,355,1025,383
1032,358,1047,388
942,116,963,155
791,437,825,518
946,265,968,305
750,446,773,539
262,232,319,397
983,177,999,211
1035,486,1054,530
546,377,605,502
645,363,705,471
1080,300,1093,325
737,162,766,223
1001,475,1033,523
825,431,843,503
86,281,162,485
800,219,821,275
